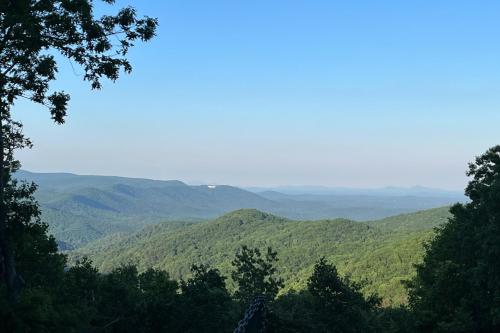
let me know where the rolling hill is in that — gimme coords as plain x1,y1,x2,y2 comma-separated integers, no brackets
72,206,452,305
15,170,463,249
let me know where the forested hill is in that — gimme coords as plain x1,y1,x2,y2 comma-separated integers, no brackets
73,206,451,305
15,170,463,249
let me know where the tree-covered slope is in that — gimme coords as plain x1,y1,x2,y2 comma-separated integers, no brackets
365,206,451,232
73,207,451,305
16,170,277,247
16,170,462,249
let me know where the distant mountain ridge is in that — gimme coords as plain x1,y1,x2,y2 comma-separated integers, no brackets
15,170,464,249
246,184,464,197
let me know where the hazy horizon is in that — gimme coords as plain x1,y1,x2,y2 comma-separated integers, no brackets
17,169,465,192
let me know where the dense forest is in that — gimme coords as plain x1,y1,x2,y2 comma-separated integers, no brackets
1,1,500,332
71,207,450,305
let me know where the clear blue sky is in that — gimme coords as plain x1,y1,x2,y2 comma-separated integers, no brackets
13,0,500,190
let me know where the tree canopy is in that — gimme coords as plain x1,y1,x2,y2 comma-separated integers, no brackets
231,245,285,305
408,145,500,332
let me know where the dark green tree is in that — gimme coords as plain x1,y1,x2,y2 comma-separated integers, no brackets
267,290,317,333
59,258,100,330
0,0,157,300
179,264,237,333
94,265,142,332
306,258,380,332
268,258,381,333
231,245,284,305
408,145,500,332
0,119,68,331
137,268,179,333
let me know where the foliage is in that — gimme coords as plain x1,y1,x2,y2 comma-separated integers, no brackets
0,178,68,331
0,113,66,302
231,245,284,304
268,258,381,333
0,0,158,121
408,145,500,332
306,258,379,332
179,264,239,332
3,241,398,333
73,207,451,305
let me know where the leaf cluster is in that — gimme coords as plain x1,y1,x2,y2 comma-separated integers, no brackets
0,0,158,122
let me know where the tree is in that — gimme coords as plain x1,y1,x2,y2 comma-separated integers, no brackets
138,268,179,333
306,258,380,332
231,245,284,305
0,118,69,331
0,117,66,289
0,0,157,300
179,264,237,332
268,258,382,333
408,145,500,332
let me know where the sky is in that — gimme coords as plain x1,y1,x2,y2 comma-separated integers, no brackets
12,0,500,190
